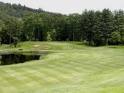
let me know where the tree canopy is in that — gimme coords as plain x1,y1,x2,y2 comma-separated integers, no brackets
1,2,124,46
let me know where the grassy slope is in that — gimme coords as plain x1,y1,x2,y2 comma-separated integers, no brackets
0,42,124,93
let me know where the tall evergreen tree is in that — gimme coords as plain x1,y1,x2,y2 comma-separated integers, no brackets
114,10,124,44
100,9,114,45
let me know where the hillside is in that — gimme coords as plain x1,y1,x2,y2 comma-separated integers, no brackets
0,2,39,19
0,2,62,19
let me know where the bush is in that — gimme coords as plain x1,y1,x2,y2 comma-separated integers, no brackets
109,31,121,45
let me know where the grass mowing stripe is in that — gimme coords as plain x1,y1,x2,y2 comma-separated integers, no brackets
0,42,124,93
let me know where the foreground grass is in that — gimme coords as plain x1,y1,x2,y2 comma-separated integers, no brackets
0,42,124,93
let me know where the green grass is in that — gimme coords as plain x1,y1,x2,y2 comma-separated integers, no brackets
0,41,124,93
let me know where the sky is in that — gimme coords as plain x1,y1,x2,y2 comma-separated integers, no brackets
0,0,124,14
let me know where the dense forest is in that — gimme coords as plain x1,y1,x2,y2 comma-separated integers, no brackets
0,2,124,46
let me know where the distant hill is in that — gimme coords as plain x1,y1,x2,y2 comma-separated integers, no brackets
0,1,63,20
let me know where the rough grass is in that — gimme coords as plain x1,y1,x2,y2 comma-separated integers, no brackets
0,41,124,93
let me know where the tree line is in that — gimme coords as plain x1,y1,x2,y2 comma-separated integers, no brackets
0,2,124,46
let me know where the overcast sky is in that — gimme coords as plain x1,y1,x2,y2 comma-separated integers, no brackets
1,0,124,14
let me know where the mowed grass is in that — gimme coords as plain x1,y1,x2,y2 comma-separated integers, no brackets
0,42,124,93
